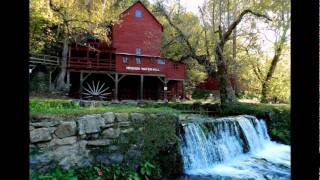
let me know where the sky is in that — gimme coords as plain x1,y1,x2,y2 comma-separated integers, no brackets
149,0,205,15
177,0,205,15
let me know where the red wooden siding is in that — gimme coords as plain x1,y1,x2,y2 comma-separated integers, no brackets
115,54,185,79
112,2,163,56
198,76,236,91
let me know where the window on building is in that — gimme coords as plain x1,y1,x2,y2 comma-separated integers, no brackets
122,56,128,64
136,57,141,64
173,63,179,69
135,48,141,55
157,58,165,65
135,10,142,17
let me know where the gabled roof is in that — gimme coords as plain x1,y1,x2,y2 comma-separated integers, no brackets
120,0,164,31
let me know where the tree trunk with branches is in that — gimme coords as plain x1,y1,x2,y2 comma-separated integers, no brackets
156,2,271,104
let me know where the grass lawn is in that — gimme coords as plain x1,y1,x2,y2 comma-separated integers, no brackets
30,96,179,119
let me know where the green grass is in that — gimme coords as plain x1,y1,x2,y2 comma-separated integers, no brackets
30,97,178,119
30,96,290,144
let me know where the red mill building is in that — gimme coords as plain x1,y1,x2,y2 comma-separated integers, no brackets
67,1,186,101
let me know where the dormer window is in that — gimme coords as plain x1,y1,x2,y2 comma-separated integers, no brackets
135,10,142,17
136,48,141,55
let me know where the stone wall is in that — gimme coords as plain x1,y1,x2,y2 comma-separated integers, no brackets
30,112,178,172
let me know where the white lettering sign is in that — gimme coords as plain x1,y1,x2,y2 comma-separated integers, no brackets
126,66,160,72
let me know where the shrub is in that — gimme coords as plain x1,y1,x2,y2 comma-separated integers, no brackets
191,88,212,99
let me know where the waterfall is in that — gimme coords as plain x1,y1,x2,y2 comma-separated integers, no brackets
180,115,290,180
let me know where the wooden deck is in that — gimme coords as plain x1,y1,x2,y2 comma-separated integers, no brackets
29,53,60,71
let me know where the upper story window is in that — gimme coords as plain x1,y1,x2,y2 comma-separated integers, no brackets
136,48,141,55
135,10,142,17
136,57,141,64
157,58,165,65
122,55,128,64
173,63,179,69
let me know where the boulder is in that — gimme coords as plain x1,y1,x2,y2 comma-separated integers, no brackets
30,128,52,143
30,153,53,172
115,113,129,122
77,115,105,135
149,113,158,119
48,141,90,169
102,128,120,139
130,113,146,122
102,112,115,124
30,121,61,128
121,128,134,134
118,121,131,127
108,153,123,163
50,136,77,146
87,139,112,146
95,154,111,165
108,145,119,151
54,121,77,138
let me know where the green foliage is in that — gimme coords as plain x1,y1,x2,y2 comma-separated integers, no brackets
113,114,182,178
30,167,77,180
29,97,178,119
30,72,50,93
192,88,212,99
140,161,155,178
30,162,160,180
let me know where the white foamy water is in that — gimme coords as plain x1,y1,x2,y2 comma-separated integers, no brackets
180,115,290,180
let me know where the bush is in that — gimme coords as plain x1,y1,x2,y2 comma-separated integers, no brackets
191,88,212,99
30,72,49,93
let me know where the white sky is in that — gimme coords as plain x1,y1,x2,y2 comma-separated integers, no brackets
178,0,205,15
149,0,205,15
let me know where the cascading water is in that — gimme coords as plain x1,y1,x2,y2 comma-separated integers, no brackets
180,115,290,180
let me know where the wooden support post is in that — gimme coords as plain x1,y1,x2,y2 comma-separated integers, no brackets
49,71,52,91
182,80,186,100
115,73,119,101
80,71,83,99
164,79,168,102
66,70,70,86
140,75,144,101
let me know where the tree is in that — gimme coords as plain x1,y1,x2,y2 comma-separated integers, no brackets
260,0,290,103
30,0,120,92
154,1,270,104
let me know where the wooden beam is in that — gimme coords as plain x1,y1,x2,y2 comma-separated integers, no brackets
182,80,186,100
107,73,115,81
80,71,83,99
49,71,52,91
83,73,92,82
164,78,168,102
157,76,165,83
66,70,70,86
118,74,127,82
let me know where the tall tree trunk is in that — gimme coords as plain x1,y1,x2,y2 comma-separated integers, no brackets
55,37,69,91
260,23,289,103
260,47,282,102
232,2,241,97
215,38,235,104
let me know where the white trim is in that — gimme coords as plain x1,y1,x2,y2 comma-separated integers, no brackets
116,52,163,58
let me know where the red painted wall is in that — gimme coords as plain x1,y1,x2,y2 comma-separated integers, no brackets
198,76,236,90
115,54,185,80
112,2,163,56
